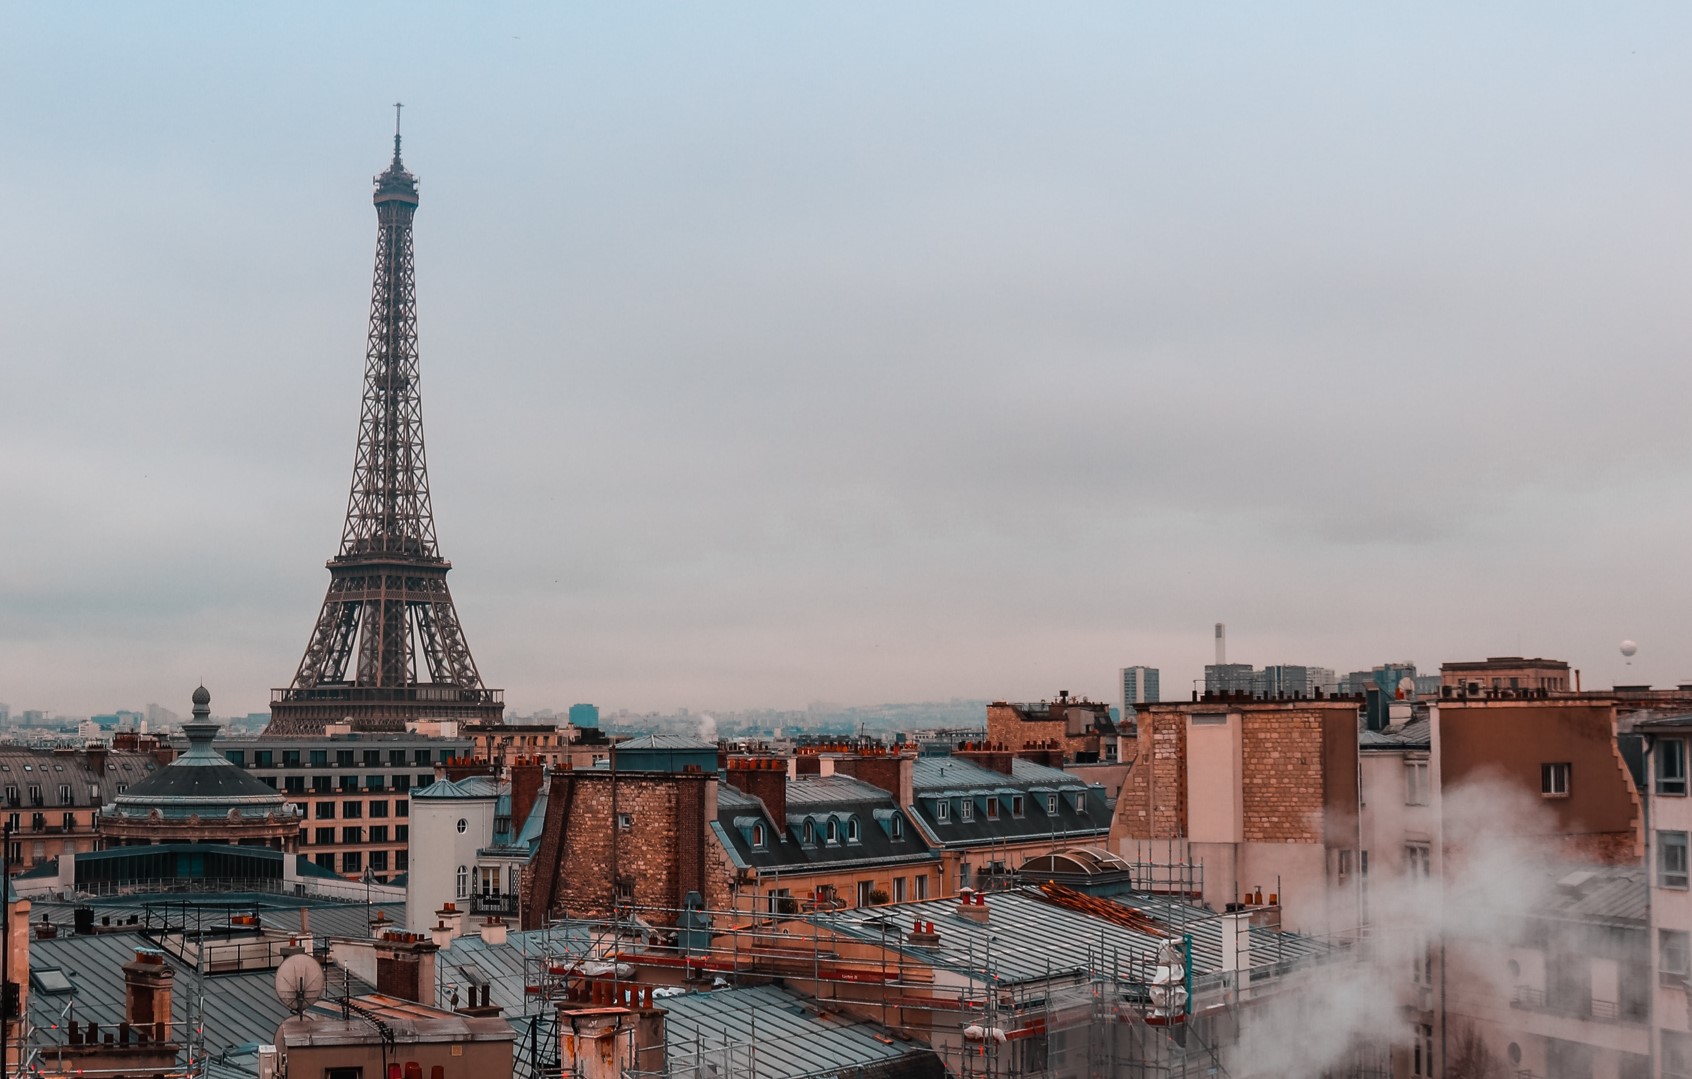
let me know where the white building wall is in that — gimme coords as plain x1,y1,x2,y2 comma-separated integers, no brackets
406,791,498,932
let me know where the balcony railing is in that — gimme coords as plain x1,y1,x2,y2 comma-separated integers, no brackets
1511,985,1546,1009
470,893,518,916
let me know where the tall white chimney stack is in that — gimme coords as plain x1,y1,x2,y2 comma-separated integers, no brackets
1215,622,1226,667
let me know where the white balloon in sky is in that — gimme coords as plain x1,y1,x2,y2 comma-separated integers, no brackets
1620,640,1638,658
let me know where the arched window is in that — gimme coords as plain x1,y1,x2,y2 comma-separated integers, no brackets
803,821,815,845
456,865,468,898
826,819,839,844
891,815,904,840
846,817,860,843
751,823,765,849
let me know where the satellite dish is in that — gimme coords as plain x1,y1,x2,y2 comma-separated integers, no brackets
1621,640,1639,664
275,953,326,1016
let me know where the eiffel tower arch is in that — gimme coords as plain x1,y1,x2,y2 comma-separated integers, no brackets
268,117,503,735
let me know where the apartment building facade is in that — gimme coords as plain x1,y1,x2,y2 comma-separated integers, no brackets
224,731,472,883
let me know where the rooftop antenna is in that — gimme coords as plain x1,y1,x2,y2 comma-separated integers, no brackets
393,101,404,160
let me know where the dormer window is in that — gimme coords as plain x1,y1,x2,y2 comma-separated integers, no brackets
1012,795,1024,817
1075,794,1088,814
804,821,816,845
891,815,904,840
846,817,860,844
1046,794,1059,815
752,823,766,849
986,798,999,820
826,819,839,844
936,801,950,823
960,800,974,823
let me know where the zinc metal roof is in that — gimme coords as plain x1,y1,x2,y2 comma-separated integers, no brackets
660,984,941,1079
1526,865,1648,928
818,888,1333,987
24,925,377,1059
783,775,893,806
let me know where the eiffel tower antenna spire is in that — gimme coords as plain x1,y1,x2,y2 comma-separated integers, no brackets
268,119,502,735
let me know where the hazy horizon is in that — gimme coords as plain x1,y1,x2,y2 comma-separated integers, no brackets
5,5,1691,717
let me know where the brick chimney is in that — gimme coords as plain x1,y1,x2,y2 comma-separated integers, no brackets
444,756,496,782
374,934,439,1004
558,984,667,1079
1016,739,1066,770
509,757,545,833
954,741,1015,776
122,948,174,1043
724,757,787,824
833,749,914,808
85,745,107,777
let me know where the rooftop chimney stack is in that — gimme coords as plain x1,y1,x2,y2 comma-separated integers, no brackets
1215,623,1227,667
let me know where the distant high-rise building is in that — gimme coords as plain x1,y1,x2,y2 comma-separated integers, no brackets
1119,667,1159,720
568,703,600,728
1205,664,1256,694
1255,665,1338,698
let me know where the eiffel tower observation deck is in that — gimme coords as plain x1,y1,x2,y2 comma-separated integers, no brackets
268,112,503,735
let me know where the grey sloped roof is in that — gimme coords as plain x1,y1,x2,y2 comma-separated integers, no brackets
660,984,943,1079
411,776,500,800
907,757,1108,849
1360,717,1431,750
25,927,377,1058
820,888,1333,986
1528,865,1647,927
715,776,937,875
106,725,287,819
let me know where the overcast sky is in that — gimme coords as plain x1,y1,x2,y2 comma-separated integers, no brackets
4,4,1691,718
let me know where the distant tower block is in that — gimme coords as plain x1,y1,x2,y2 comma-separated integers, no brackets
268,118,503,735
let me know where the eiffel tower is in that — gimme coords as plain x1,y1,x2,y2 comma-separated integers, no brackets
268,111,503,735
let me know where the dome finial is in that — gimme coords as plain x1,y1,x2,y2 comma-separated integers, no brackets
191,684,211,720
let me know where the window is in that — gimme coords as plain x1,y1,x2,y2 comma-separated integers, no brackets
857,880,873,907
803,821,815,845
456,818,467,833
893,876,907,902
310,750,328,767
915,875,929,900
1660,831,1690,889
3,788,16,806
337,750,355,767
312,776,331,793
825,819,838,844
370,800,388,818
342,826,363,844
1662,929,1690,983
395,825,408,842
618,813,632,831
253,751,273,768
936,801,950,823
285,776,304,794
57,785,70,806
282,750,300,767
396,800,408,817
224,750,246,767
27,786,41,806
369,825,388,843
363,750,380,767
1046,794,1059,815
315,828,335,845
389,750,407,767
986,798,999,821
315,853,335,870
60,812,73,832
366,775,385,791
315,803,336,820
960,800,974,823
1413,1022,1433,1077
1410,934,1430,986
341,851,361,873
369,850,388,872
456,865,469,898
1541,762,1571,798
1660,739,1689,797
1075,793,1089,815
890,815,904,840
751,823,765,849
414,749,433,766
416,775,432,790
846,817,860,843
1405,760,1430,805
339,775,358,792
1405,843,1431,879
1011,795,1025,817
396,850,408,871
343,801,363,819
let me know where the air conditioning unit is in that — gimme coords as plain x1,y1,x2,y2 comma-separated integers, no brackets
257,1045,278,1079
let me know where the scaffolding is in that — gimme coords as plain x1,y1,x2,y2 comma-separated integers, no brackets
490,875,1390,1079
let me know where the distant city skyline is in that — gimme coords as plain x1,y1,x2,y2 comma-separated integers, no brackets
4,6,1690,716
